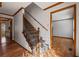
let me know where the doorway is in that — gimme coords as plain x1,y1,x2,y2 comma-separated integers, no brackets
50,4,76,56
0,17,12,44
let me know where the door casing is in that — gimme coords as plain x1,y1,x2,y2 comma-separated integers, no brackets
50,4,76,56
0,17,13,43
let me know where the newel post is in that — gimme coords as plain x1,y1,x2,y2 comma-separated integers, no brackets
38,27,40,42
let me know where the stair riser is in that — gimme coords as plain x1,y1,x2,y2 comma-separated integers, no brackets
23,16,39,51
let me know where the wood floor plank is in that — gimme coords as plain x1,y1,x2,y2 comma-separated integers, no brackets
42,37,74,57
0,40,32,57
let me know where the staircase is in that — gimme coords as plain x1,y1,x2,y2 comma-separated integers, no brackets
23,15,40,56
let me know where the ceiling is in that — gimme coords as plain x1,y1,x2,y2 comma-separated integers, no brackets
0,2,58,15
34,2,57,9
0,2,32,15
0,2,76,16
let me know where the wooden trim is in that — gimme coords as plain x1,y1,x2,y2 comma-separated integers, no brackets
10,19,12,40
50,4,76,14
50,4,76,56
0,13,13,16
50,14,53,48
53,36,73,39
0,17,12,20
0,18,13,43
0,22,1,42
0,2,1,6
74,4,76,57
43,2,64,10
0,7,24,17
12,7,24,16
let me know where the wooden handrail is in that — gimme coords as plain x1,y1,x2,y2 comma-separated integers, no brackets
37,27,40,44
25,10,48,31
12,7,24,16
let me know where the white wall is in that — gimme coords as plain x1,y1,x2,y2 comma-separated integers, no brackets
52,7,74,21
25,3,50,52
76,3,79,56
52,7,74,38
53,19,73,38
14,9,31,52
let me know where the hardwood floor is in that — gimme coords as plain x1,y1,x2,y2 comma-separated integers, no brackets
0,40,32,57
0,37,74,57
42,37,74,57
53,36,74,57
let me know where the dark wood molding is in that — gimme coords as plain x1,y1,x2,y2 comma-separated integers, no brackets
10,18,13,40
0,18,13,43
43,2,64,10
50,4,76,56
53,36,73,39
0,22,1,42
12,7,24,16
50,4,76,14
0,13,13,16
0,7,24,17
0,17,12,20
74,4,76,57
50,14,53,48
0,2,2,7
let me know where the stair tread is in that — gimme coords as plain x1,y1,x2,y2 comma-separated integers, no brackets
23,16,39,50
